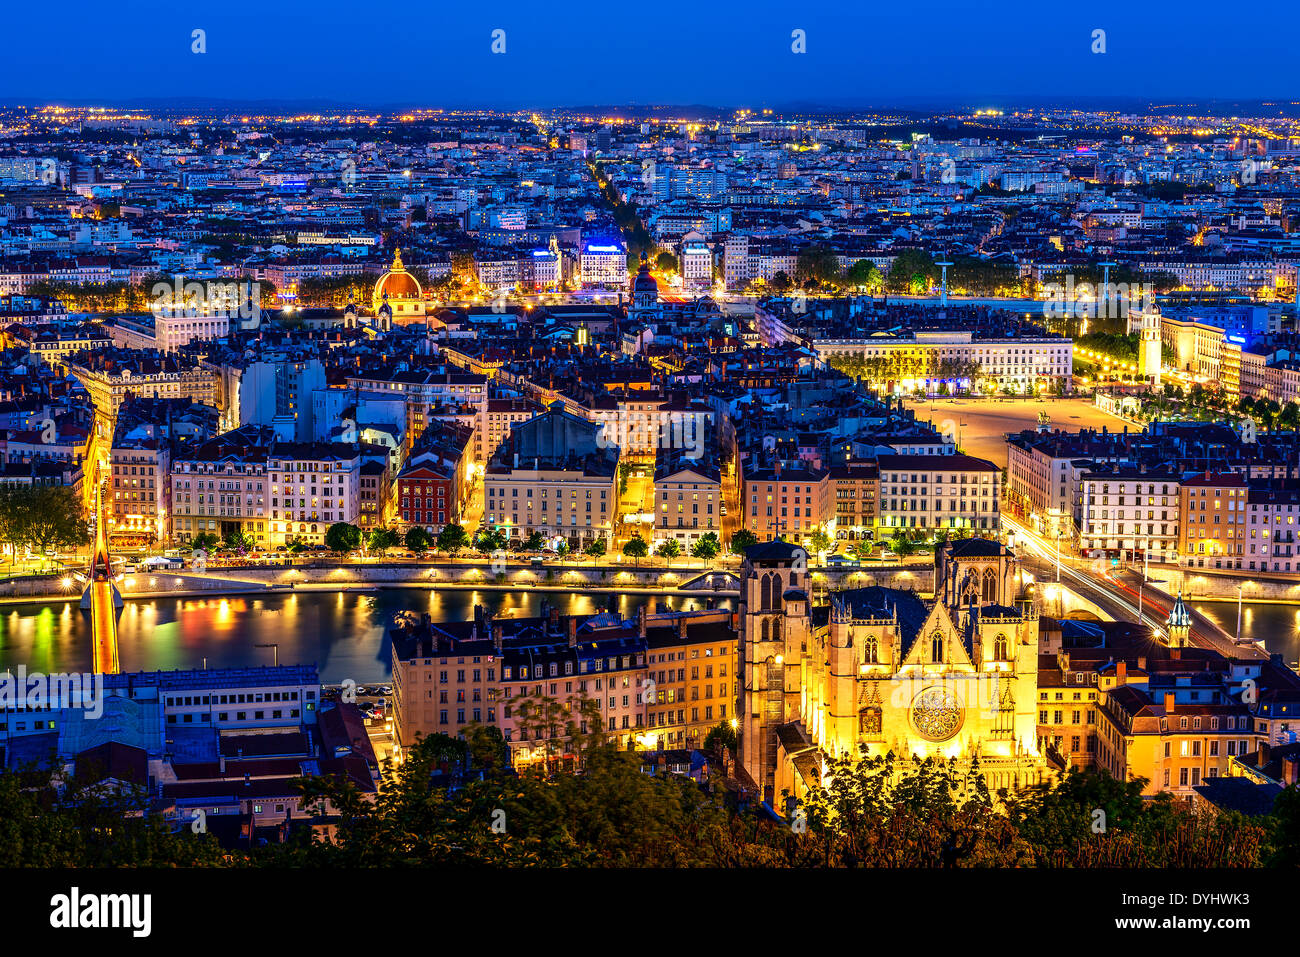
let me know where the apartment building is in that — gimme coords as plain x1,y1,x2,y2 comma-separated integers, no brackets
1038,621,1272,799
829,460,879,540
814,330,1073,394
267,442,361,545
390,606,735,767
1178,472,1249,568
108,439,169,545
874,452,1001,535
483,404,619,549
654,453,722,548
1076,466,1181,562
741,461,833,539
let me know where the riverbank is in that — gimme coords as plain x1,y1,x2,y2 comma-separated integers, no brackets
0,559,932,605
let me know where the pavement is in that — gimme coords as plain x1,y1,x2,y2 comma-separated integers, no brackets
906,396,1131,469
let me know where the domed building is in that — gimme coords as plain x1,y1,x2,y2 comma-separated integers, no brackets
370,248,425,327
629,260,659,321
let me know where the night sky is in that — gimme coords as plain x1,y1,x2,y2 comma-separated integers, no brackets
5,0,1298,109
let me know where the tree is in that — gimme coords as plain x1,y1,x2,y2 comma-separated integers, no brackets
654,251,678,273
0,486,89,558
622,535,648,565
368,527,400,555
583,538,608,560
845,259,883,292
222,528,254,553
520,531,546,552
436,523,470,555
886,249,938,295
475,528,506,554
730,528,759,555
690,531,721,563
795,245,841,287
188,531,220,554
655,539,681,563
404,526,433,555
703,721,737,759
808,528,832,555
326,522,362,554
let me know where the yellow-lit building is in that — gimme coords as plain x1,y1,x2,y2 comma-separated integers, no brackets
738,537,1049,808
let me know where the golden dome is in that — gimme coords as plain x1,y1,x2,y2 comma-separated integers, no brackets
373,248,422,304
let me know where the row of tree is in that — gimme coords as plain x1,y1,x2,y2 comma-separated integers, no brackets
4,716,1293,868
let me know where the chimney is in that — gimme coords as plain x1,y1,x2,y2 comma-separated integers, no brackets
492,620,503,651
1137,656,1147,671
1284,755,1300,787
678,615,689,638
1116,660,1127,682
1260,742,1271,767
219,753,226,774
567,616,578,647
1163,692,1176,714
637,604,648,638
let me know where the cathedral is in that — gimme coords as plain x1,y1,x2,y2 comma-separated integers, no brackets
738,538,1049,808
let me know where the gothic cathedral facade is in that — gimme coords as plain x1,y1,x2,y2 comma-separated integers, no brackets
738,538,1049,806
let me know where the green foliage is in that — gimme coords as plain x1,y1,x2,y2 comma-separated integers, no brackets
655,539,680,560
795,245,842,287
0,485,89,557
690,531,721,561
436,523,470,555
622,535,649,560
845,259,883,291
583,538,608,559
0,762,225,867
655,251,678,273
367,527,400,555
326,522,363,554
703,721,737,757
0,741,1284,868
404,526,433,554
808,529,832,554
885,249,938,294
188,531,221,553
475,528,507,553
730,528,758,555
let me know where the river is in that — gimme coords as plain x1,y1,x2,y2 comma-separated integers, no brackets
1190,599,1300,665
2,590,1291,683
0,589,735,685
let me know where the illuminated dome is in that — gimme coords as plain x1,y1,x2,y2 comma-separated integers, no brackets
371,248,426,324
632,261,658,295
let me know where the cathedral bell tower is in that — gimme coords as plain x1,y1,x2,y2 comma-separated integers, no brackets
738,539,809,803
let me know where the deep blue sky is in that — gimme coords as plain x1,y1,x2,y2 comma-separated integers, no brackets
5,0,1298,109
